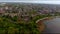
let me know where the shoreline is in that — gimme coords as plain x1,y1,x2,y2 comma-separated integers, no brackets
36,16,54,32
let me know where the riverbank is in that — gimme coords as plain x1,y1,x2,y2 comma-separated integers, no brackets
36,16,54,32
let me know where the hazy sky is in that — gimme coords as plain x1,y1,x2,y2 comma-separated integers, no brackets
0,0,60,4
0,0,60,1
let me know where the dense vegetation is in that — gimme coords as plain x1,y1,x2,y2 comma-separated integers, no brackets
0,15,40,34
0,14,52,34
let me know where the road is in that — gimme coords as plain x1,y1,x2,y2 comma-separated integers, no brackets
42,16,60,33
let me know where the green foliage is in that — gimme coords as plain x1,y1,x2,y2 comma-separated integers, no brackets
11,16,18,21
32,15,47,22
0,15,40,34
0,13,52,34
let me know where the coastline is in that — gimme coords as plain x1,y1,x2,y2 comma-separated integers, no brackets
36,16,54,32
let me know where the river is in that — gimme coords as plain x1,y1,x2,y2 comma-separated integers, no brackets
42,16,60,33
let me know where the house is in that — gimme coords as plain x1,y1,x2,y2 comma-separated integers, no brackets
21,15,31,22
0,8,5,15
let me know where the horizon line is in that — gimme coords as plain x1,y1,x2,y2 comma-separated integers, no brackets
0,1,60,4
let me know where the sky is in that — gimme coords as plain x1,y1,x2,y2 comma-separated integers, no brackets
0,0,60,1
0,0,60,4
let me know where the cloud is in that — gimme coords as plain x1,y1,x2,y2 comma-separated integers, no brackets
0,0,60,4
0,0,60,1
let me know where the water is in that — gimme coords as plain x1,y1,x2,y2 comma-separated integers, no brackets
43,17,60,33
